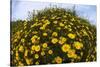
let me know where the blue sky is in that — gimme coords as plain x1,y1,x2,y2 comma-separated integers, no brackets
11,0,96,25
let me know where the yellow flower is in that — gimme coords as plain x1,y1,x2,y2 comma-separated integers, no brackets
16,31,20,35
53,21,58,24
14,39,17,42
57,27,61,30
40,26,45,30
44,20,50,24
24,50,28,57
81,52,83,56
32,31,38,34
63,15,67,18
35,45,40,52
25,58,32,65
19,45,24,52
64,25,68,29
77,56,81,60
31,45,35,51
19,61,24,66
51,38,58,44
24,26,27,29
35,54,39,59
68,33,76,39
51,16,56,19
42,43,48,48
52,32,58,37
31,37,36,43
31,35,40,43
35,61,39,65
31,23,38,28
20,30,23,32
82,29,88,36
41,19,45,22
31,50,34,54
41,51,45,56
86,26,89,30
21,38,25,43
71,18,75,21
16,51,19,57
59,23,64,27
74,41,83,50
59,37,67,45
43,32,48,36
70,23,74,25
16,56,19,61
55,56,62,64
48,50,53,54
61,44,70,52
68,25,71,28
42,16,46,19
35,18,38,21
32,35,38,38
15,52,19,60
42,24,46,28
67,49,77,59
68,28,72,31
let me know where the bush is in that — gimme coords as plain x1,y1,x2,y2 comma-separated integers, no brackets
11,7,96,66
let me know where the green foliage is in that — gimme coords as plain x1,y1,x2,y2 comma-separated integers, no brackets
11,7,96,66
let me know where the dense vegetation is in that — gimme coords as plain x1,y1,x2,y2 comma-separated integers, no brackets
11,7,96,66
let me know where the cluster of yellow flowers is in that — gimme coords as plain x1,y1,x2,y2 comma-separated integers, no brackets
11,7,96,66
31,45,40,52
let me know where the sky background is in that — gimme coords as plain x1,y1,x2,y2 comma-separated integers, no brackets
11,0,96,25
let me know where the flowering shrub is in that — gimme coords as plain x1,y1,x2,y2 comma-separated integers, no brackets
11,7,96,66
